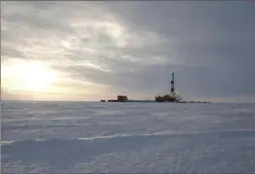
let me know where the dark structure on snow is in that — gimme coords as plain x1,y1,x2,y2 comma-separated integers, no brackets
101,72,210,103
154,72,181,102
108,95,128,102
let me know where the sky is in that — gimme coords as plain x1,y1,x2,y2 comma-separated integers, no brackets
1,1,255,102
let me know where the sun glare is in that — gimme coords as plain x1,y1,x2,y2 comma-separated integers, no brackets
2,59,56,92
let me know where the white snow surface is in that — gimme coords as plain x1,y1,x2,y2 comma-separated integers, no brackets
1,101,255,173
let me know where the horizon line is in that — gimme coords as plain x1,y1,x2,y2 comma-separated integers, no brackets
1,99,255,104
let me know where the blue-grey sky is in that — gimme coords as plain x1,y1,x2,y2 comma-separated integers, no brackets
1,1,255,102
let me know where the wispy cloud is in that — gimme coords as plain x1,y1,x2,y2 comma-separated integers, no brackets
1,1,255,101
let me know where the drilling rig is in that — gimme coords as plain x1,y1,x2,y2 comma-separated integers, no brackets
171,72,175,94
155,72,181,102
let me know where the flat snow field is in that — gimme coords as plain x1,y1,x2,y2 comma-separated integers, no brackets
1,101,255,173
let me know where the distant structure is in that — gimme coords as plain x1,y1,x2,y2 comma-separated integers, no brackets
155,72,181,102
101,72,211,103
117,95,128,102
108,95,128,102
171,72,175,93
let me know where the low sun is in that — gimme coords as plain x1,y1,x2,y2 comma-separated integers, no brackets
2,59,57,92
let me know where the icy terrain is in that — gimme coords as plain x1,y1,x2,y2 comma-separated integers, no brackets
1,101,255,173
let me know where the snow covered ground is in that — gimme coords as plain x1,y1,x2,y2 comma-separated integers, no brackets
1,101,255,173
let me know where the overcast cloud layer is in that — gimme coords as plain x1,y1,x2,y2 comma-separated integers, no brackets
1,1,255,102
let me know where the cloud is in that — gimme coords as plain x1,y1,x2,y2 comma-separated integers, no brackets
1,1,255,102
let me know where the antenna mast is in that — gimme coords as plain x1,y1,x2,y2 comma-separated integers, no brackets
170,72,175,94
